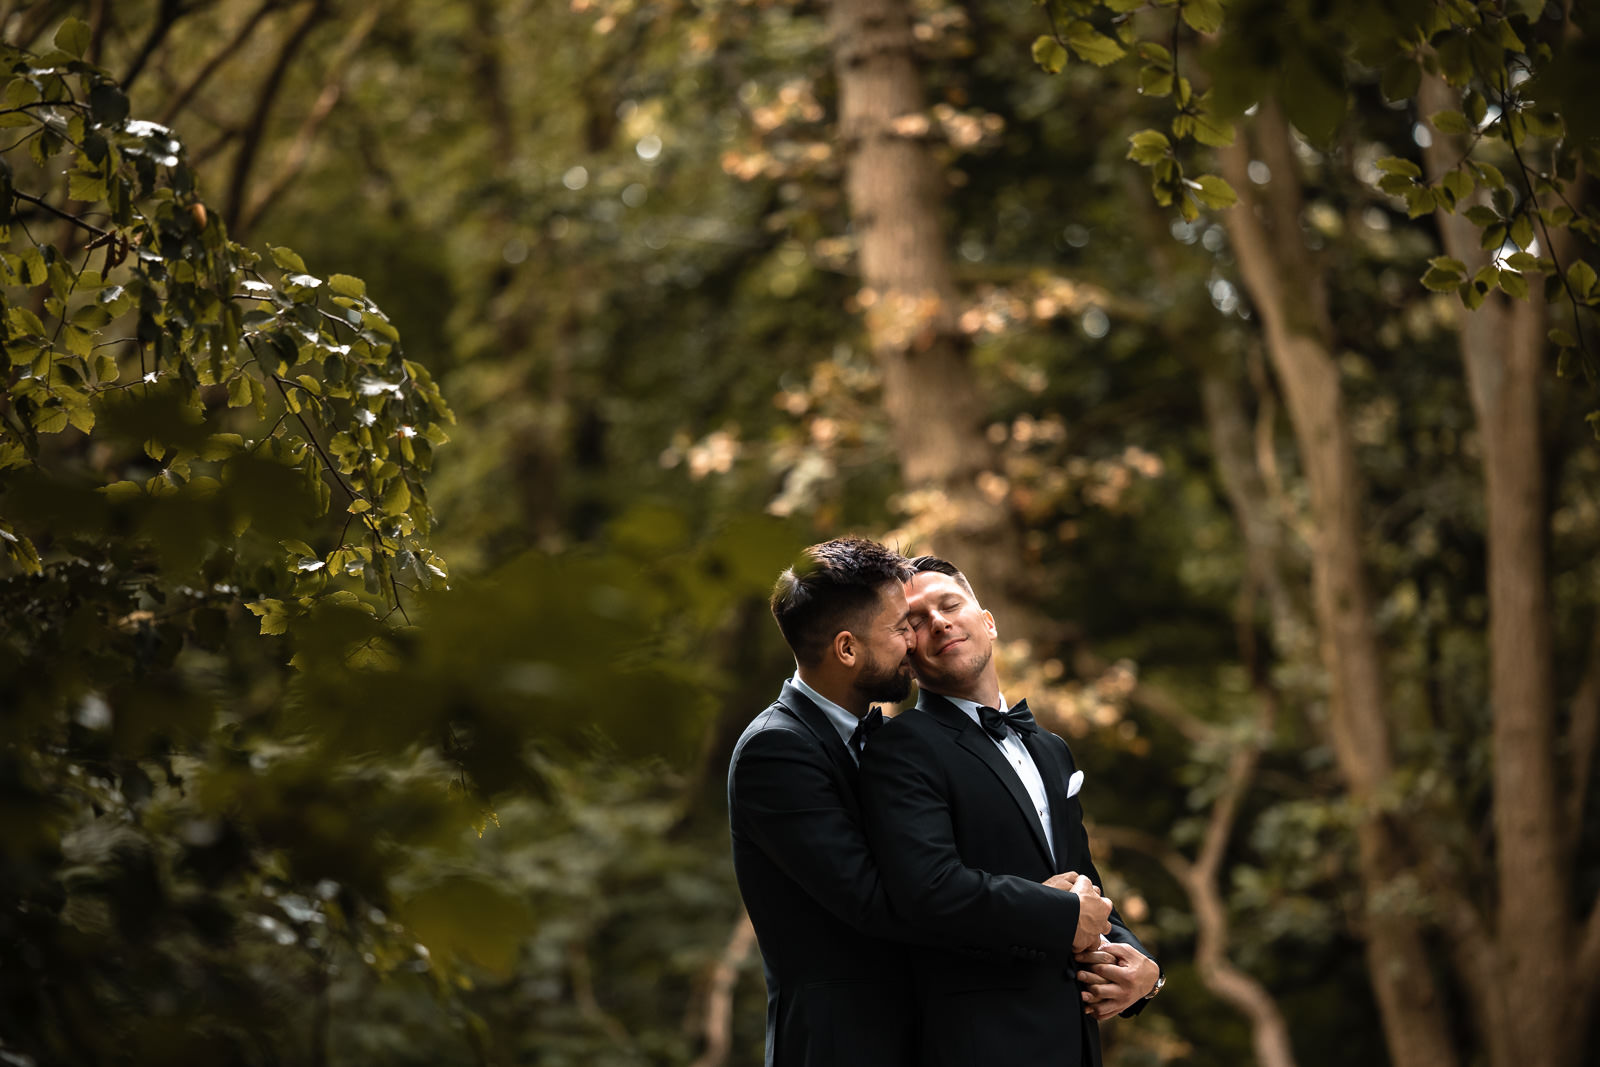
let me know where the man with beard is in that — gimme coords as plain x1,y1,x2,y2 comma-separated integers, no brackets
729,539,1107,1066
727,537,921,1066
859,555,1161,1067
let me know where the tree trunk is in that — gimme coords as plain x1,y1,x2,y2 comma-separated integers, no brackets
1417,75,1581,1067
825,0,1036,633
1218,103,1459,1067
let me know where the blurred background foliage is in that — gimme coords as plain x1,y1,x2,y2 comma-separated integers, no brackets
0,0,1597,1065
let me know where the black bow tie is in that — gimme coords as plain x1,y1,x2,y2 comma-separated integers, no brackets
850,707,885,755
978,700,1035,742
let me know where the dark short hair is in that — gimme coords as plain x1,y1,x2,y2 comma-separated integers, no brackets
771,538,911,666
906,555,977,600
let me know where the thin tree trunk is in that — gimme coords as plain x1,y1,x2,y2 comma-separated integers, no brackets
825,0,1036,634
1218,103,1459,1067
1417,74,1579,1067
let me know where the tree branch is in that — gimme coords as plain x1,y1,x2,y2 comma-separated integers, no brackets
3,0,70,49
157,0,285,129
224,0,329,232
120,0,187,93
236,2,381,239
689,911,756,1067
1095,824,1298,1067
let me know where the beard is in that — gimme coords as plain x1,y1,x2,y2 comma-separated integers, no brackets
856,650,913,704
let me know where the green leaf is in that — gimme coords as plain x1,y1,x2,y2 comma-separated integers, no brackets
1503,251,1541,272
228,373,253,408
1191,111,1235,148
1180,0,1224,34
1136,42,1173,68
1475,161,1506,190
1405,185,1438,218
1463,205,1500,227
87,83,129,129
397,875,537,979
381,475,412,516
34,403,68,434
1430,110,1473,135
1191,174,1237,210
1127,129,1171,165
269,246,307,273
1568,260,1598,299
68,170,107,203
1139,66,1175,97
1032,35,1068,75
1440,169,1474,207
200,433,245,460
62,324,92,358
327,273,367,299
246,598,291,636
1375,156,1422,179
1480,222,1507,250
6,306,45,338
1510,215,1534,250
1423,255,1467,291
54,17,91,58
1064,21,1125,66
1282,54,1347,145
1498,269,1529,300
1549,327,1577,347
1381,57,1421,103
1378,173,1414,197
1464,89,1487,127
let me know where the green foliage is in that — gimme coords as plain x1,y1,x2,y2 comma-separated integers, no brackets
1032,0,1600,411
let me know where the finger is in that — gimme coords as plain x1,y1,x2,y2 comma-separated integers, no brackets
1073,951,1114,966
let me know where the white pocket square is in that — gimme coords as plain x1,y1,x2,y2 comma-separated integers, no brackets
1066,770,1084,798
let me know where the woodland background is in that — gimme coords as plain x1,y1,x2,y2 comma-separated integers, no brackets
1,0,1598,1065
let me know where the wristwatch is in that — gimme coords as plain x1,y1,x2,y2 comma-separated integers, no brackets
1143,968,1165,1000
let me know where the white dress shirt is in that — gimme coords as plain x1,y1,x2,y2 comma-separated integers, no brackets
791,672,869,763
945,694,1055,865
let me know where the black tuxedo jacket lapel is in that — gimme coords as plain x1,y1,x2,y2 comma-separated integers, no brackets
919,693,1054,868
1023,730,1076,865
776,680,860,798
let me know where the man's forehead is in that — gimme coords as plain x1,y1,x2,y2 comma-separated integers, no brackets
905,571,963,600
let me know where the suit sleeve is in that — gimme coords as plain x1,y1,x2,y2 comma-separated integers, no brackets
858,722,1084,959
1049,733,1156,1015
730,725,932,943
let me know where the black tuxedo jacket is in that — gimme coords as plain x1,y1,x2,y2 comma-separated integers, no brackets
727,680,917,1067
858,692,1151,1067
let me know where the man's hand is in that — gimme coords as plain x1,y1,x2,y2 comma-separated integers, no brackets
1070,876,1112,952
1074,940,1159,1019
1042,871,1080,892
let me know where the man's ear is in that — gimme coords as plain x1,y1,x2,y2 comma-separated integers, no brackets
981,609,997,638
831,629,857,668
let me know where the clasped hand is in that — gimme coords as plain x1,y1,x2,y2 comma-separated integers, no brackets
1041,870,1112,953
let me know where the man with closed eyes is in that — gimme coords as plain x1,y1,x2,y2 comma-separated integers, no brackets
859,554,1162,1067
